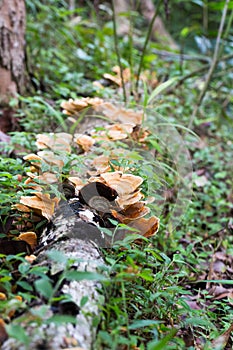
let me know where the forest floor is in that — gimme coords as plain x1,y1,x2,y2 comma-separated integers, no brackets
1,3,233,349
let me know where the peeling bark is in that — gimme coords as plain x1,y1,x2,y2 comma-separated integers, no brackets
0,0,26,105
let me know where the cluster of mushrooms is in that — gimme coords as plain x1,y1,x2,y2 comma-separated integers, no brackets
13,97,159,251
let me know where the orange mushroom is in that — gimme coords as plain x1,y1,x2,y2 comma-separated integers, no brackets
18,232,37,250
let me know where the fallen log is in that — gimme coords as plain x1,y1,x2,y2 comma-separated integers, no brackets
2,202,106,350
1,100,159,349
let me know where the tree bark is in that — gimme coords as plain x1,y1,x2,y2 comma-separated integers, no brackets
113,0,178,50
0,0,26,105
2,203,105,350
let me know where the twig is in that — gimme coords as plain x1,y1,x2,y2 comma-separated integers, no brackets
129,0,135,95
212,66,233,79
175,52,233,86
111,0,127,103
152,48,211,63
177,65,208,85
219,7,233,58
189,0,230,129
135,0,163,91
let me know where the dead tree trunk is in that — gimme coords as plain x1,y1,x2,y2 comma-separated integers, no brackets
0,0,26,131
2,203,105,350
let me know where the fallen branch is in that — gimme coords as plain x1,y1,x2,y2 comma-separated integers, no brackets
173,52,233,87
152,48,211,63
2,203,105,350
2,99,159,349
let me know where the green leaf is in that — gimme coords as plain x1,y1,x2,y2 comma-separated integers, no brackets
184,316,213,327
5,324,30,345
0,172,12,178
46,250,68,264
180,27,191,38
30,305,50,318
29,265,49,277
138,271,154,282
17,280,33,292
201,280,233,285
34,278,53,299
214,171,227,179
65,270,107,281
80,295,89,307
46,315,77,325
147,329,177,350
208,1,233,10
148,77,178,104
129,319,160,330
18,262,31,275
148,139,163,153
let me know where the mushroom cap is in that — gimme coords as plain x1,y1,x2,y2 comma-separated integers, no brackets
100,172,143,196
74,134,95,152
18,232,37,250
36,133,72,153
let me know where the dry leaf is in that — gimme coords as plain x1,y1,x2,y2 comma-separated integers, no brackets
0,318,8,344
140,70,158,89
113,65,131,79
18,232,37,250
194,175,209,187
211,324,233,349
213,260,226,273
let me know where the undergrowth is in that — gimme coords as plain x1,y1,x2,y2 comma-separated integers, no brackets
0,0,233,349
